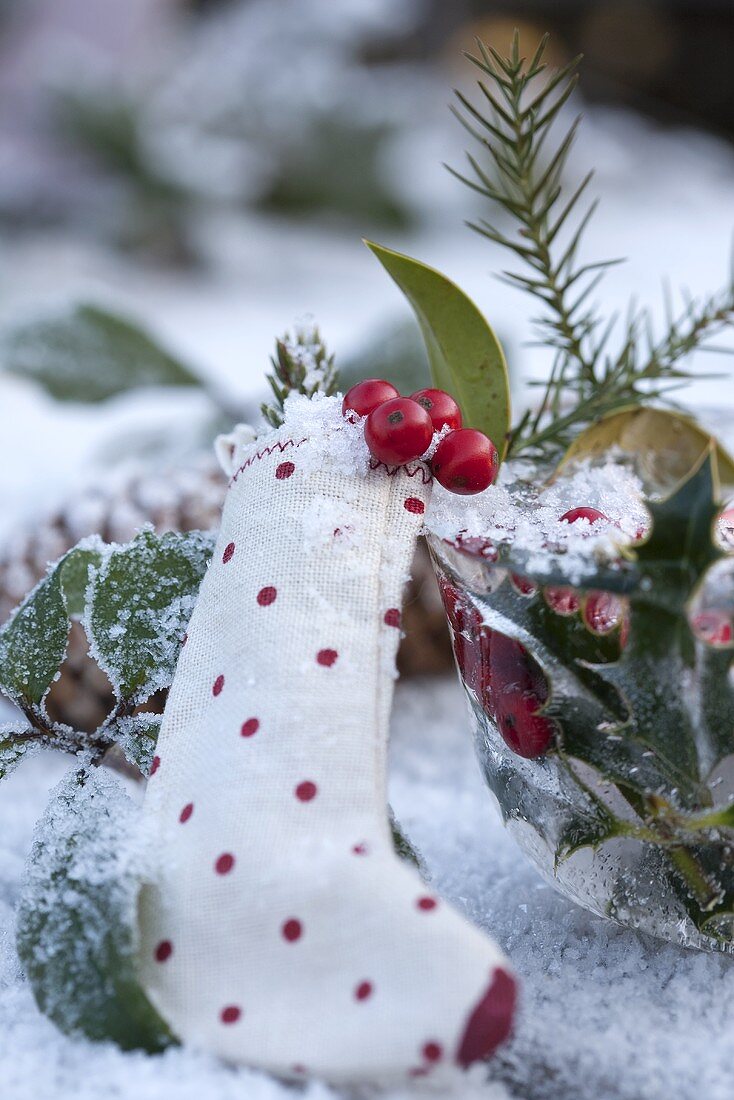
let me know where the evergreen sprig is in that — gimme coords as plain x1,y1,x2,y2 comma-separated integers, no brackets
449,31,734,457
261,324,337,428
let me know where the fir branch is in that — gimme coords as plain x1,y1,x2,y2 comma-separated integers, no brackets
261,323,337,428
451,30,734,457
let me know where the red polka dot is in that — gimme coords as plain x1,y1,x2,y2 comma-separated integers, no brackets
417,896,438,911
276,461,295,480
150,755,161,776
291,1064,307,1076
222,542,235,564
404,497,425,515
213,674,225,696
215,853,235,875
220,1005,241,1025
179,802,194,824
182,632,188,646
456,967,517,1068
355,981,373,1001
352,842,369,855
257,586,277,607
241,717,259,738
423,1042,443,1063
316,648,338,667
295,781,317,802
384,608,401,628
154,940,173,963
282,918,303,942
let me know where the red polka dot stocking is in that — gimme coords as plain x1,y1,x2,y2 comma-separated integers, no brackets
138,403,516,1083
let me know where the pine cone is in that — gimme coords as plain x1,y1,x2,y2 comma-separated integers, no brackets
0,455,452,733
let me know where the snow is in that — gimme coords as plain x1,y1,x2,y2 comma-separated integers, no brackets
425,457,650,585
2,677,734,1099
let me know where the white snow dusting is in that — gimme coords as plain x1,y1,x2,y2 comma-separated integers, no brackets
1,680,734,1098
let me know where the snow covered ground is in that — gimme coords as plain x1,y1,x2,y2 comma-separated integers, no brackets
2,676,734,1100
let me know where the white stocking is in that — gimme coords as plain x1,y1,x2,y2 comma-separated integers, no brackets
137,398,516,1084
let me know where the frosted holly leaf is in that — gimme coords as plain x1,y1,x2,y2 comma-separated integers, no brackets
114,712,161,777
1,303,201,404
0,556,72,707
0,725,39,780
85,528,213,703
16,768,174,1051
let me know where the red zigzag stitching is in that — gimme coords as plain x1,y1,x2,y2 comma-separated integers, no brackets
229,437,433,486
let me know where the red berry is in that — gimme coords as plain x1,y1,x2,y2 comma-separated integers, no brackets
582,591,625,635
409,388,463,432
364,397,433,466
431,429,498,495
718,507,734,549
544,586,580,616
342,378,399,421
691,610,734,647
450,531,498,560
484,632,554,758
495,695,556,759
510,573,538,597
560,507,608,526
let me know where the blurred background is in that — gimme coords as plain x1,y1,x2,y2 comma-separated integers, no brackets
0,0,733,721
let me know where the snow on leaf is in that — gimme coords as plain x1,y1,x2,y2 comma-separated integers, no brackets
1,303,201,403
16,768,175,1052
0,556,72,707
85,528,213,703
114,713,161,777
0,724,39,780
58,539,104,619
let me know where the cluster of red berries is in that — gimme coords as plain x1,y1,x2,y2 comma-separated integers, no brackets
438,574,556,759
342,378,499,495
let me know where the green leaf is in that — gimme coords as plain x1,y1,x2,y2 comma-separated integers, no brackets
114,713,161,777
365,241,511,457
86,529,213,703
0,560,71,707
555,797,627,863
1,304,201,403
58,542,103,619
16,768,175,1051
635,443,724,591
389,807,422,870
0,727,39,780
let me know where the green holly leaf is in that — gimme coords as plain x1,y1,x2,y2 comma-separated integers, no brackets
16,768,175,1051
554,796,627,864
0,558,72,707
634,443,724,605
365,241,511,458
1,303,201,403
85,529,213,704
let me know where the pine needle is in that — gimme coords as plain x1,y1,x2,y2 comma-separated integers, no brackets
451,31,734,457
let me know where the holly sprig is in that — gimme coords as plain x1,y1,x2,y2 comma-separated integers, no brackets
439,448,734,940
